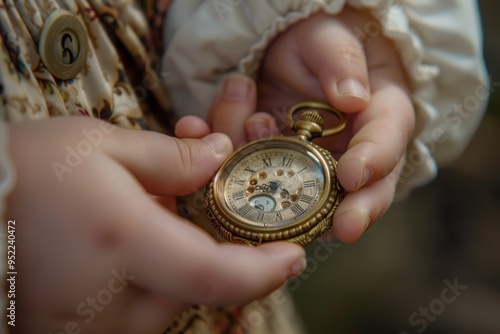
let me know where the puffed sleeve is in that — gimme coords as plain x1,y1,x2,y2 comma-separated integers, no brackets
0,121,15,334
161,0,488,196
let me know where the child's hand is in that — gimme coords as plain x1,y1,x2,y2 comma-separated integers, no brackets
6,118,305,333
209,8,415,243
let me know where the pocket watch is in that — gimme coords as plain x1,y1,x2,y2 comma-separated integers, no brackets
205,102,346,246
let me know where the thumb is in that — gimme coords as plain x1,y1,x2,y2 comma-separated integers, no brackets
104,127,233,196
123,198,307,306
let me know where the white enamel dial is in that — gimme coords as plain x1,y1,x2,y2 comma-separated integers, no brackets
218,143,325,228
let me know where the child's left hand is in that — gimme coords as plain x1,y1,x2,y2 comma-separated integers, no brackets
7,117,305,333
208,8,416,243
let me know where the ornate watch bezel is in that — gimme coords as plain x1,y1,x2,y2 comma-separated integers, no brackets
205,136,344,246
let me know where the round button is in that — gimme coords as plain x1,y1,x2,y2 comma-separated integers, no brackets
39,10,88,80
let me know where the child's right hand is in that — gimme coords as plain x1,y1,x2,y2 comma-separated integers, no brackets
6,117,305,333
208,8,415,244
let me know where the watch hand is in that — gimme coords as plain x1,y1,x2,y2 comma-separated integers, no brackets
255,181,282,194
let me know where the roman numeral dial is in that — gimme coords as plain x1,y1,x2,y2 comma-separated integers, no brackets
221,145,325,228
206,103,346,246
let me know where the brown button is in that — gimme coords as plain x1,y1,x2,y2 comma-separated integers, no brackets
39,10,88,80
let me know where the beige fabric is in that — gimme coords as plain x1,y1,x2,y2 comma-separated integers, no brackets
161,0,488,197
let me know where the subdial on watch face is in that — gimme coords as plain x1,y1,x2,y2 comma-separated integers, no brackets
223,146,325,227
249,194,276,212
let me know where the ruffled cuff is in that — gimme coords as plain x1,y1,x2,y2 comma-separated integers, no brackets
238,1,346,78
162,0,348,119
352,0,488,197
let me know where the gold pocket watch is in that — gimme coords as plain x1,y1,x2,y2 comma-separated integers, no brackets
205,102,346,246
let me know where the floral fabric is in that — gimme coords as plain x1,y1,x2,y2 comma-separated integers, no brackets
0,0,174,131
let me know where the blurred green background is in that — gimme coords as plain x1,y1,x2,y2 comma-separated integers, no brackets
291,1,500,333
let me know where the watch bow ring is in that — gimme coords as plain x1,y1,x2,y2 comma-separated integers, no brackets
205,102,346,246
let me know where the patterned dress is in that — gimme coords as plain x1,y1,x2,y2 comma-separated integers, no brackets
0,1,304,333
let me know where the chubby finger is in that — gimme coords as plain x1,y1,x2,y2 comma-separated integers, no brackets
336,13,416,192
296,10,370,112
175,116,211,139
337,83,414,192
245,112,280,141
123,198,306,306
104,129,232,196
331,157,405,243
208,75,257,148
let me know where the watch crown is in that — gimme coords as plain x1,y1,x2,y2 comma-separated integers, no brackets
300,111,324,126
288,102,346,142
293,111,324,141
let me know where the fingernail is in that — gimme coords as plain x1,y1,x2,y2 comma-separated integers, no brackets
355,167,373,190
203,133,231,155
246,115,280,140
287,257,306,280
363,215,370,231
223,75,252,100
337,78,369,100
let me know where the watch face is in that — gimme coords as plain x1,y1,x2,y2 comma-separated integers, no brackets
214,139,327,230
